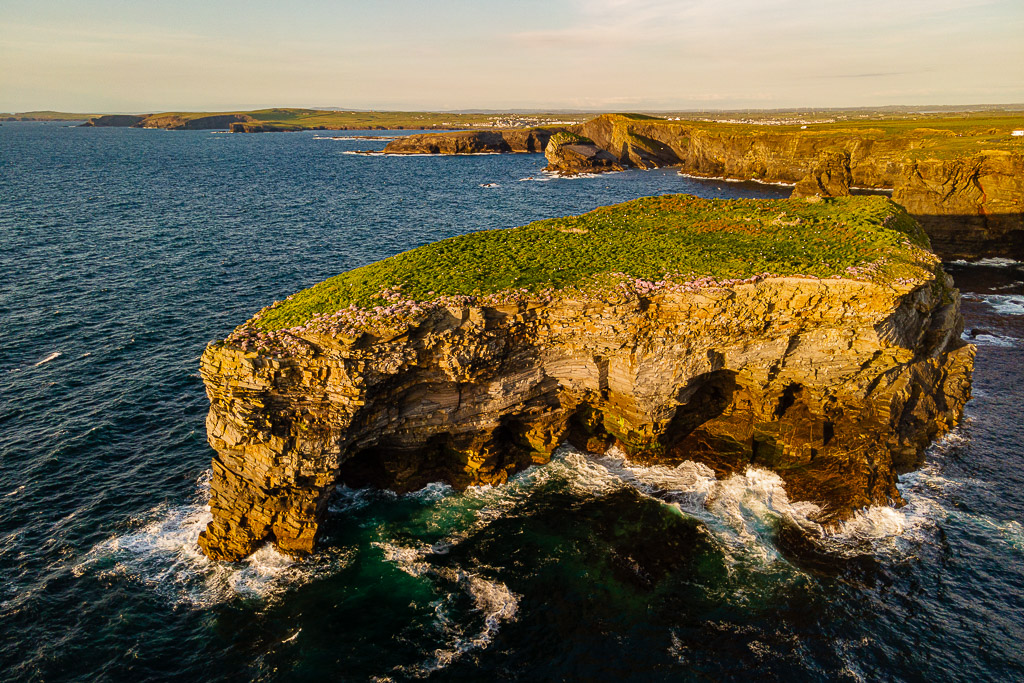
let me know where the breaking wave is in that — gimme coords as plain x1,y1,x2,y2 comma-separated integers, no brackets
961,330,1019,347
963,293,1024,316
72,472,353,607
950,257,1022,268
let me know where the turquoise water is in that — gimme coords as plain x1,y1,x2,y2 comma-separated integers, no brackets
1,122,1022,682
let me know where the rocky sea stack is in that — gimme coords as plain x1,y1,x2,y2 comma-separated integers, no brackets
197,195,973,561
544,131,624,175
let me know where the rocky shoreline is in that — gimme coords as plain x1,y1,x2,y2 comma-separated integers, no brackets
384,115,1024,260
196,196,973,561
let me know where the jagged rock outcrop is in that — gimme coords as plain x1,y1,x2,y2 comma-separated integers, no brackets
196,197,973,561
792,152,853,198
544,132,624,175
382,128,558,155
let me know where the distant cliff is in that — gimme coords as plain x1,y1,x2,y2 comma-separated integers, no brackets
389,114,1024,260
79,115,147,128
196,195,973,561
381,128,559,154
573,115,1024,260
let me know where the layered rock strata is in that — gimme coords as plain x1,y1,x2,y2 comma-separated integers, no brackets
198,226,973,561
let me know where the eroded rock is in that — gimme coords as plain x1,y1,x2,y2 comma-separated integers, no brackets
792,152,853,198
198,272,973,561
544,132,624,175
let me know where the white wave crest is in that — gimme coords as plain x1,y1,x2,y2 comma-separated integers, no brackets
963,292,1024,316
677,171,796,187
73,472,353,606
961,331,1019,347
518,169,620,182
950,257,1022,268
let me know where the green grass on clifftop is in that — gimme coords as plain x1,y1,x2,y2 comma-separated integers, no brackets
254,195,932,331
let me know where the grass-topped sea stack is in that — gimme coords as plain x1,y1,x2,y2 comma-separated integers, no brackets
197,195,974,561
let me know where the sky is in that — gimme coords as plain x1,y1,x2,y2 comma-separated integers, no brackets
2,0,1023,112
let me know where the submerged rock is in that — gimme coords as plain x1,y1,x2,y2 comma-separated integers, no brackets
196,196,974,561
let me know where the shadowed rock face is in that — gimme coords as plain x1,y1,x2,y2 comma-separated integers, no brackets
197,272,973,561
893,153,1024,260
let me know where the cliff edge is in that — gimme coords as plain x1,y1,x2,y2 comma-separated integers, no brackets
197,195,973,561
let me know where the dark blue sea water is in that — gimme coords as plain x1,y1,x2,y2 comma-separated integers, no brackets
1,121,1022,682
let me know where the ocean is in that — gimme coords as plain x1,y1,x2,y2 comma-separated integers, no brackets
1,122,1022,682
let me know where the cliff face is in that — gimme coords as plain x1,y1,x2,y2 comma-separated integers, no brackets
198,273,972,561
382,128,558,154
81,113,261,130
573,116,1024,260
791,152,853,199
196,196,973,561
893,152,1024,260
384,116,1022,259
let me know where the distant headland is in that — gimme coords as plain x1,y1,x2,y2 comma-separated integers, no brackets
15,105,1020,259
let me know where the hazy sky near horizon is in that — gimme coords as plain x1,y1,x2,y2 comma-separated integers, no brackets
2,0,1022,112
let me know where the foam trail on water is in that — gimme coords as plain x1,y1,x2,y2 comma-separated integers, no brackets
33,352,61,367
412,571,519,676
963,293,1024,316
961,331,1019,347
950,257,1022,268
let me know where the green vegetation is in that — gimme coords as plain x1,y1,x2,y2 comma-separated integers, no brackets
254,195,931,331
